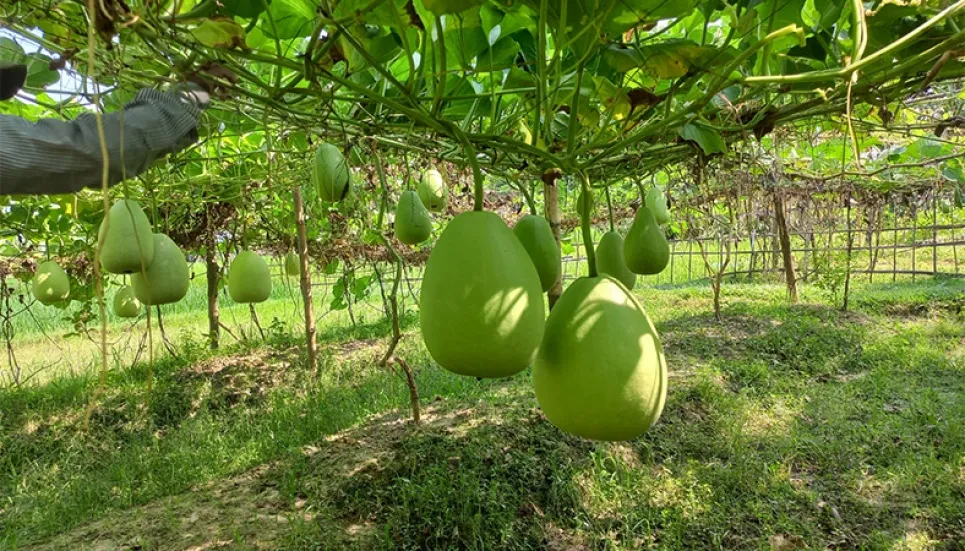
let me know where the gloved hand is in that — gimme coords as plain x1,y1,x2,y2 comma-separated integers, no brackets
186,62,239,99
171,81,212,109
0,61,28,101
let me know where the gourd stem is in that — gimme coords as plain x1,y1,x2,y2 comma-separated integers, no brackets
580,173,597,277
605,186,615,233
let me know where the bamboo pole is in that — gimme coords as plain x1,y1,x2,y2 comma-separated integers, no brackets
205,208,220,350
543,168,563,309
293,186,318,372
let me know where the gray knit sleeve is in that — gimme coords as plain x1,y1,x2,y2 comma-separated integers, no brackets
0,87,204,196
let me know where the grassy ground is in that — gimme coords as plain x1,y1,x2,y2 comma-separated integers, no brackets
1,278,963,550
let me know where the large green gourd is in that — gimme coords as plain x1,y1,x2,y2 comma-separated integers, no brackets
395,190,432,245
534,275,667,441
646,186,671,224
420,211,545,378
312,143,351,202
595,231,636,290
417,169,448,212
99,199,155,274
285,252,300,277
513,214,561,292
132,234,190,306
228,251,272,303
623,206,670,275
113,285,141,318
31,261,70,305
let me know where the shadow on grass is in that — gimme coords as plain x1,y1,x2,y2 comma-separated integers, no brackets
4,284,964,550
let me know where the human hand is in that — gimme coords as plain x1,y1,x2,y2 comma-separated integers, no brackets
185,62,239,99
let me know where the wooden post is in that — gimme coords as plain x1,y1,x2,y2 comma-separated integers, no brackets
892,195,899,282
843,190,854,312
293,186,318,372
688,239,694,282
912,201,918,282
542,168,563,309
933,189,939,275
205,207,220,350
773,190,798,303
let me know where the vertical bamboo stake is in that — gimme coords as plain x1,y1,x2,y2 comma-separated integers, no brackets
542,168,563,309
773,189,798,303
205,208,220,350
293,186,318,372
932,188,939,275
892,195,899,282
912,201,918,281
952,192,960,274
688,239,694,282
843,190,854,311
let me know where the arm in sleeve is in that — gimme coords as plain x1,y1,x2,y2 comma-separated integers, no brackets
0,88,204,196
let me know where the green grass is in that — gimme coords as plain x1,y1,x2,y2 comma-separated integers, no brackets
1,279,963,550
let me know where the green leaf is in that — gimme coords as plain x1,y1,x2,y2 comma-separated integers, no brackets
942,162,964,183
422,0,485,16
802,0,845,31
604,40,720,78
754,0,806,29
265,0,315,39
607,0,699,34
24,54,59,89
191,18,247,48
678,122,726,155
222,0,267,18
0,37,25,63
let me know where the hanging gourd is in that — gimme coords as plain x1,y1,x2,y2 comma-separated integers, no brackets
646,186,671,224
575,189,593,217
228,251,272,304
31,261,70,305
417,168,448,212
284,252,300,277
534,275,668,441
99,199,155,274
595,231,636,290
420,211,545,378
395,190,432,245
113,285,141,318
313,142,351,202
132,233,190,306
513,214,561,293
623,205,670,275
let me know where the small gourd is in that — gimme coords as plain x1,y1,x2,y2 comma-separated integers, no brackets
131,233,190,306
31,261,70,305
228,251,272,304
312,143,352,202
113,286,141,318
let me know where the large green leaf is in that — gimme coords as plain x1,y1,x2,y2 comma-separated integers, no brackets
422,0,485,16
265,0,316,39
801,0,847,31
191,18,247,48
333,0,416,28
678,122,726,155
604,40,720,78
24,53,60,89
0,37,25,63
222,0,268,18
607,0,700,34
